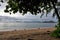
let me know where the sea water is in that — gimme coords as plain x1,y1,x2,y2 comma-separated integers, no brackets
0,22,57,31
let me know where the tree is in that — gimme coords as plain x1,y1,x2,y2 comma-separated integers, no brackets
1,0,60,37
4,0,57,15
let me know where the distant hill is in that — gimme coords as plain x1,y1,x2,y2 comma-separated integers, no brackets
42,21,57,23
0,16,57,23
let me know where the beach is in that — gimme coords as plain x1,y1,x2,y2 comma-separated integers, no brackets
0,27,60,40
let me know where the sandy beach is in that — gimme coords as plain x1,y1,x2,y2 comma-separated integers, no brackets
0,27,60,40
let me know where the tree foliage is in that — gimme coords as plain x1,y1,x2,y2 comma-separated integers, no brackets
0,0,3,3
4,0,57,15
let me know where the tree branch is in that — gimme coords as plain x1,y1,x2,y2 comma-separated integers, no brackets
52,2,60,20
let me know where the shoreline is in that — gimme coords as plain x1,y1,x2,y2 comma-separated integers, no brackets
0,27,55,32
0,27,57,40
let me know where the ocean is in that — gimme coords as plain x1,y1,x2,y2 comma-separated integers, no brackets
0,22,57,31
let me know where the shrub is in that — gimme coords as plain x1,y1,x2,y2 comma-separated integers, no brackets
51,24,60,38
51,29,60,38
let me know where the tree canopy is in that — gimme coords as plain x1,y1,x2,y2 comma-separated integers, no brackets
4,0,57,16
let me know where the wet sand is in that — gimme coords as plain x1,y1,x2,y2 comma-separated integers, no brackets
0,27,60,40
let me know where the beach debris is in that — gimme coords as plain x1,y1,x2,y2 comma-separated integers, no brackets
38,28,40,29
28,38,34,40
47,31,51,34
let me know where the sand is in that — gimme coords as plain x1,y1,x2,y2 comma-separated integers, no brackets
0,27,60,40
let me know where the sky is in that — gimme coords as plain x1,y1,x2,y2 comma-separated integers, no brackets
0,1,59,22
58,0,60,2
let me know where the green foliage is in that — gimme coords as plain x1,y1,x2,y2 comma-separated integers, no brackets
51,20,60,38
57,2,60,6
4,0,57,15
0,0,3,3
51,28,60,38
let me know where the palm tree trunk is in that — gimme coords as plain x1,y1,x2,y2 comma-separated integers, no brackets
54,6,60,25
52,2,60,27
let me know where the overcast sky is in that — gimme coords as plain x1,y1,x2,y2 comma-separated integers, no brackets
0,1,58,22
58,0,60,2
